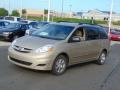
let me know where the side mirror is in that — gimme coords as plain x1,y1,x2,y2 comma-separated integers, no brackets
69,36,81,42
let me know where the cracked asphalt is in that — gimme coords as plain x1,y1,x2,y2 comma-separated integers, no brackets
0,41,120,90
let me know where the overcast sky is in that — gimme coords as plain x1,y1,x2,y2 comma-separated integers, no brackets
0,0,120,13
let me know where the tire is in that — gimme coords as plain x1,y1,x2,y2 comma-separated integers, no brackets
52,55,68,75
96,51,107,65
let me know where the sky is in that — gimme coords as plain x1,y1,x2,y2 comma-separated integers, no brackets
0,0,120,13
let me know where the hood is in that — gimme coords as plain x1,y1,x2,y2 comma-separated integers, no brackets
30,28,38,31
30,27,40,31
14,36,60,50
0,27,18,32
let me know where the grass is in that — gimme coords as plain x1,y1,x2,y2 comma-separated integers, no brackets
27,16,119,26
112,21,120,26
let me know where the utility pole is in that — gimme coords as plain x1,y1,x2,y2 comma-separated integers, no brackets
108,0,114,36
47,0,51,22
61,0,64,17
43,9,45,21
20,0,22,18
69,4,72,18
8,0,10,16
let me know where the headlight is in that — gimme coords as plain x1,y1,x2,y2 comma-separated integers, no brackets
3,32,12,35
25,30,30,35
11,40,17,48
35,45,54,53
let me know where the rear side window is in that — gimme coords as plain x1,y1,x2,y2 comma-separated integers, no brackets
86,27,99,40
4,22,10,26
99,29,108,39
21,24,29,30
17,18,21,21
0,22,4,26
5,17,14,21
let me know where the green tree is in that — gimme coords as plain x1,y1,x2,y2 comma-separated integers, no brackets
22,9,27,15
11,10,20,16
44,9,48,14
0,8,8,16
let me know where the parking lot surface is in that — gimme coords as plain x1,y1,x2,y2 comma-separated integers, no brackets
0,41,120,90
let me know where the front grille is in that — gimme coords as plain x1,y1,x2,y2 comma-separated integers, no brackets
13,45,32,53
10,57,32,66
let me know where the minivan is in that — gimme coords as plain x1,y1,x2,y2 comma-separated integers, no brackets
8,23,110,75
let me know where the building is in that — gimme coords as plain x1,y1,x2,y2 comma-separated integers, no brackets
18,9,74,18
26,9,44,17
18,9,44,17
75,9,120,21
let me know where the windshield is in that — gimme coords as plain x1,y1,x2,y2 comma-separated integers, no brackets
0,22,10,27
34,22,48,29
20,24,30,30
32,24,74,40
111,30,120,35
5,23,20,28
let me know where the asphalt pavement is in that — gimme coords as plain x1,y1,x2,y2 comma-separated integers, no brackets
0,41,120,90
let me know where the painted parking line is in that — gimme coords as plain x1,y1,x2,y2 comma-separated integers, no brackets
0,41,11,46
111,41,120,46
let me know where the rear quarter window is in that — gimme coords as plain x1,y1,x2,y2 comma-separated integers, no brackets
85,27,100,40
99,28,108,39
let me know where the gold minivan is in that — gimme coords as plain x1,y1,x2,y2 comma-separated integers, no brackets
8,23,110,75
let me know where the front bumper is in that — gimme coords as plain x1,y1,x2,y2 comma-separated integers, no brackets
8,47,55,70
0,34,9,40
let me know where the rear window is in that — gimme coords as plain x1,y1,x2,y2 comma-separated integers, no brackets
5,17,14,21
99,28,108,39
111,30,120,35
20,24,29,29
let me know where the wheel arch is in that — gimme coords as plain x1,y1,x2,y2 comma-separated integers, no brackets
56,52,69,64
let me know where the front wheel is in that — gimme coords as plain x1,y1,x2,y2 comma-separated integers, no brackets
52,55,68,75
96,51,107,65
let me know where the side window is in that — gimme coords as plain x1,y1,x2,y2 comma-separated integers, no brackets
17,18,21,21
86,27,99,40
0,22,3,26
99,30,108,39
4,22,10,26
72,27,85,41
21,25,27,30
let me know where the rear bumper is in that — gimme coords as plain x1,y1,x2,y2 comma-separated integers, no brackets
111,37,120,41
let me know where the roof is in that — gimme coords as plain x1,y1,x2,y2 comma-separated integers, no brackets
50,22,78,27
0,20,18,23
50,22,104,29
88,9,116,14
4,16,21,18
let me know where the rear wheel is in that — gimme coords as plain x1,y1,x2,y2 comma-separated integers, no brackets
52,55,68,75
96,51,107,65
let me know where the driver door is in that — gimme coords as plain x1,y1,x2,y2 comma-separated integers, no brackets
68,27,89,64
